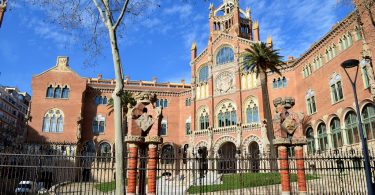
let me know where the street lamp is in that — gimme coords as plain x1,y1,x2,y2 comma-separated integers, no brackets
341,59,374,195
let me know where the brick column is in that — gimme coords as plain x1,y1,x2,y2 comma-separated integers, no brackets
127,144,138,195
147,144,158,195
295,146,307,194
278,146,291,195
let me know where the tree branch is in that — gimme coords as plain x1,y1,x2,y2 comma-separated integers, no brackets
92,0,107,25
113,0,129,30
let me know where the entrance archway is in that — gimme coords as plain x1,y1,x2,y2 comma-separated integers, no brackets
218,142,236,174
248,141,260,172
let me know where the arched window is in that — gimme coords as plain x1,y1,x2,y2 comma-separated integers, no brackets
161,120,167,135
345,111,359,144
361,63,370,89
198,108,209,130
50,115,57,132
42,115,50,132
282,77,288,87
217,102,236,127
93,115,105,134
186,122,191,135
272,79,277,88
329,73,344,103
99,96,103,104
277,78,282,88
246,100,259,123
163,99,168,108
305,89,317,115
198,66,209,83
103,96,107,104
46,85,54,98
42,108,64,133
330,117,342,149
94,96,99,105
185,117,191,135
317,123,328,151
54,85,61,98
98,142,111,162
355,26,362,40
362,104,375,140
216,47,234,65
306,127,315,154
57,115,64,132
161,145,174,164
61,86,70,98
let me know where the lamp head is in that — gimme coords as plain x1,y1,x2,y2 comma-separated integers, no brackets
341,59,359,69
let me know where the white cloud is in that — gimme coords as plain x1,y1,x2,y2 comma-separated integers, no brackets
163,4,193,19
246,0,343,58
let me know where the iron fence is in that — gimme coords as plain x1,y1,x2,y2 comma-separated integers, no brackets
0,149,374,195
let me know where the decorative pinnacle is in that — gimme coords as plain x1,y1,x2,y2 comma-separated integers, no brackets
267,36,273,44
191,41,197,50
253,21,259,30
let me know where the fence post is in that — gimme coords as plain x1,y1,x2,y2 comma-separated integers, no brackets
295,145,307,195
278,145,291,195
127,143,139,195
145,135,162,195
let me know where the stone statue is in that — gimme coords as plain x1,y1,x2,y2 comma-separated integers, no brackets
129,91,162,137
273,97,305,139
261,120,270,153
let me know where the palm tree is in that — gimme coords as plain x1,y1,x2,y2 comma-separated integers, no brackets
243,42,285,170
107,91,136,134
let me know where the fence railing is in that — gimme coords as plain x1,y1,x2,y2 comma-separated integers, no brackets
0,149,373,195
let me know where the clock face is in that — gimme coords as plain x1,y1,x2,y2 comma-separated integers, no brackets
216,72,234,93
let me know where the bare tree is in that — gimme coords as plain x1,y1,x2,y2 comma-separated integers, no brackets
0,0,7,28
29,0,157,194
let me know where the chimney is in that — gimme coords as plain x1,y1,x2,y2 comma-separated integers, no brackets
180,79,185,84
97,74,102,80
191,42,197,61
253,21,259,42
288,56,294,61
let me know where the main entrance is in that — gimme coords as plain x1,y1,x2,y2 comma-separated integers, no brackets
217,142,236,174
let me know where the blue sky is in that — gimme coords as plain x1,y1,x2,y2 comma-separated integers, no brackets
0,0,354,94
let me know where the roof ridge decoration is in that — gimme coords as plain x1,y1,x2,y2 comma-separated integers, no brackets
34,56,82,78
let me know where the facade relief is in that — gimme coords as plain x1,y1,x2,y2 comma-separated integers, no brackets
215,71,235,95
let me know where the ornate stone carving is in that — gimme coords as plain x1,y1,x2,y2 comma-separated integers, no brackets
145,136,162,144
124,135,144,143
133,91,157,104
213,136,236,154
273,97,304,138
136,113,154,132
242,135,263,154
215,71,234,94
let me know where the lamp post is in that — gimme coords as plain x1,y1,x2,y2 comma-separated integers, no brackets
341,59,374,195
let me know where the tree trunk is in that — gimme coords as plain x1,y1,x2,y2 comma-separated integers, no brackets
260,70,278,171
0,4,6,28
108,28,125,195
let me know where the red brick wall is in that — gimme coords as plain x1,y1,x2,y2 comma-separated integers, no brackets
28,67,86,143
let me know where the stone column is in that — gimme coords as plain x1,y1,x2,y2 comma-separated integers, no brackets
295,145,307,195
127,143,139,195
278,145,291,195
145,136,162,195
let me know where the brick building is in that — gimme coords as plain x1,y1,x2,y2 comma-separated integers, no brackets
27,0,375,168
